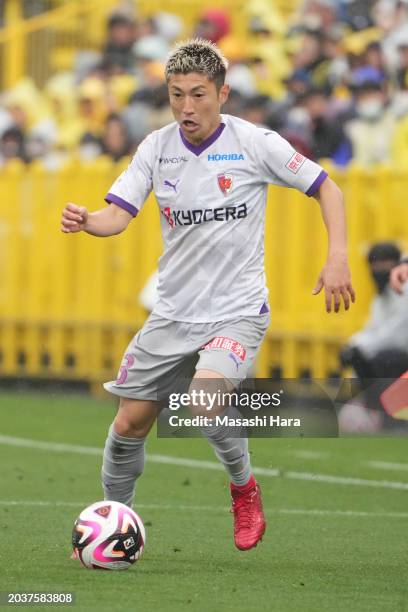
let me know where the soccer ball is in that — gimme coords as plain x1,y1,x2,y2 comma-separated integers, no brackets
72,500,145,570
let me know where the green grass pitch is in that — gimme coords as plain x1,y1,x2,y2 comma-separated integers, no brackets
0,390,408,612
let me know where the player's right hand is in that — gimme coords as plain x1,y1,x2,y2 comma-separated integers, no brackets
61,202,88,233
390,263,408,294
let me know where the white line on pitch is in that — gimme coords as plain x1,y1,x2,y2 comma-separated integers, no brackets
1,499,408,519
0,500,226,512
284,471,408,490
0,435,102,456
1,433,408,491
276,508,408,519
365,461,408,472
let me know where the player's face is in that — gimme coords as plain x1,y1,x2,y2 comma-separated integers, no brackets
168,73,229,144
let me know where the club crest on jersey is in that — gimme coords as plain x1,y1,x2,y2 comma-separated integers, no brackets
217,173,233,195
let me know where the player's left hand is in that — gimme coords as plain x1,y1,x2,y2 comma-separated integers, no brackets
312,258,355,313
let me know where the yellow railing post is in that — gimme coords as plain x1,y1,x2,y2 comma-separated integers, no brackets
3,0,25,88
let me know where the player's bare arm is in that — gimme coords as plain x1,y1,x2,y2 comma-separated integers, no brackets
61,202,133,237
390,262,408,294
312,177,356,313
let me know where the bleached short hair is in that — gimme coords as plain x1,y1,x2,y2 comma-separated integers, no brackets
165,38,228,89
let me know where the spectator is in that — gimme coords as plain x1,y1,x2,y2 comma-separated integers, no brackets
123,81,173,144
282,103,315,158
337,0,374,31
193,8,230,44
292,30,327,84
344,81,395,165
78,133,103,161
300,86,350,162
363,41,388,81
239,95,272,129
3,2,408,167
101,113,132,161
341,242,408,382
373,0,408,72
0,126,26,165
102,13,137,72
348,41,388,90
283,69,312,104
76,77,111,140
296,0,338,34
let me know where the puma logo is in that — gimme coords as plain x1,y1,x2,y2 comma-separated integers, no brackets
164,179,180,193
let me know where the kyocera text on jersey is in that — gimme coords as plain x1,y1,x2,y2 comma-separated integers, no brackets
207,153,245,161
162,202,248,228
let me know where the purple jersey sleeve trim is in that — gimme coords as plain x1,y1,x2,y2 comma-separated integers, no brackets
105,193,138,217
305,170,328,197
179,122,225,156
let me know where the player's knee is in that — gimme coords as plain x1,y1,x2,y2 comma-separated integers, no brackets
113,414,149,438
113,398,156,438
113,413,151,438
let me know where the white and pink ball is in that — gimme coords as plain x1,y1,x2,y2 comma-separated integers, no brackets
72,500,145,570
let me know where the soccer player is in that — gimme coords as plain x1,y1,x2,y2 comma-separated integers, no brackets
61,39,355,551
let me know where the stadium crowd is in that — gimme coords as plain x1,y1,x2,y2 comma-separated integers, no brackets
1,0,408,169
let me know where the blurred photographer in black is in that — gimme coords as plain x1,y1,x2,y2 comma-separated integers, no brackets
341,242,408,404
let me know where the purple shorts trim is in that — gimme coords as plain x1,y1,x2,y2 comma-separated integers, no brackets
259,302,269,314
105,193,138,217
306,170,328,197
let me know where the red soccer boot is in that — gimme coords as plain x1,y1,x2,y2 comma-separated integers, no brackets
230,475,266,551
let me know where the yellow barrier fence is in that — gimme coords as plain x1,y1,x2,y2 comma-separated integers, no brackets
1,159,407,386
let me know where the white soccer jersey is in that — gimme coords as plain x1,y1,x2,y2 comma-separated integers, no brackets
105,114,327,323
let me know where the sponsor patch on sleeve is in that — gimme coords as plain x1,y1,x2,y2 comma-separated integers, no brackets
285,152,306,174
